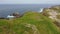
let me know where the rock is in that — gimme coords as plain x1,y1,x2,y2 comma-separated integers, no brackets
42,5,60,27
12,12,20,18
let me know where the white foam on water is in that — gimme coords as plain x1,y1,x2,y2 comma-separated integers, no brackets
38,8,44,13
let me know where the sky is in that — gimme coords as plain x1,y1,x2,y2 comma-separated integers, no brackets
0,0,60,4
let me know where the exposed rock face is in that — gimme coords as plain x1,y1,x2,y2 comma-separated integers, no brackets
12,12,20,18
42,5,60,27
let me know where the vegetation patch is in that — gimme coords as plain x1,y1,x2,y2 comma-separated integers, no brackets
0,12,60,34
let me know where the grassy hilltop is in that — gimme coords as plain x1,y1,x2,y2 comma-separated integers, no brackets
0,11,60,34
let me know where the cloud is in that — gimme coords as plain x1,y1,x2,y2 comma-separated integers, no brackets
0,0,60,4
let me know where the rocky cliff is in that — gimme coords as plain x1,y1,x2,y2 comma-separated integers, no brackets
42,5,60,27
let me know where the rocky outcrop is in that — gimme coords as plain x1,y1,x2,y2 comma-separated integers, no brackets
12,12,20,18
42,5,60,27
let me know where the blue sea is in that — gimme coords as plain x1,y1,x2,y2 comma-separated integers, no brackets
0,4,58,18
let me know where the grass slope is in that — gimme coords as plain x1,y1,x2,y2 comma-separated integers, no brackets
0,11,60,34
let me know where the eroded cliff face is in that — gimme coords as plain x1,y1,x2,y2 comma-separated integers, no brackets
42,5,60,27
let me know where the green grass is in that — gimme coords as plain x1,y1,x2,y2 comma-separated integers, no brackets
0,11,60,34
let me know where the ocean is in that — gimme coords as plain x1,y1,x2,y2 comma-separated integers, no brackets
0,4,58,18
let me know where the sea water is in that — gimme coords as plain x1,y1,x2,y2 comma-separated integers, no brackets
0,4,57,18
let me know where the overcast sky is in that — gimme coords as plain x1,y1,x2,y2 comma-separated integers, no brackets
0,0,60,4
